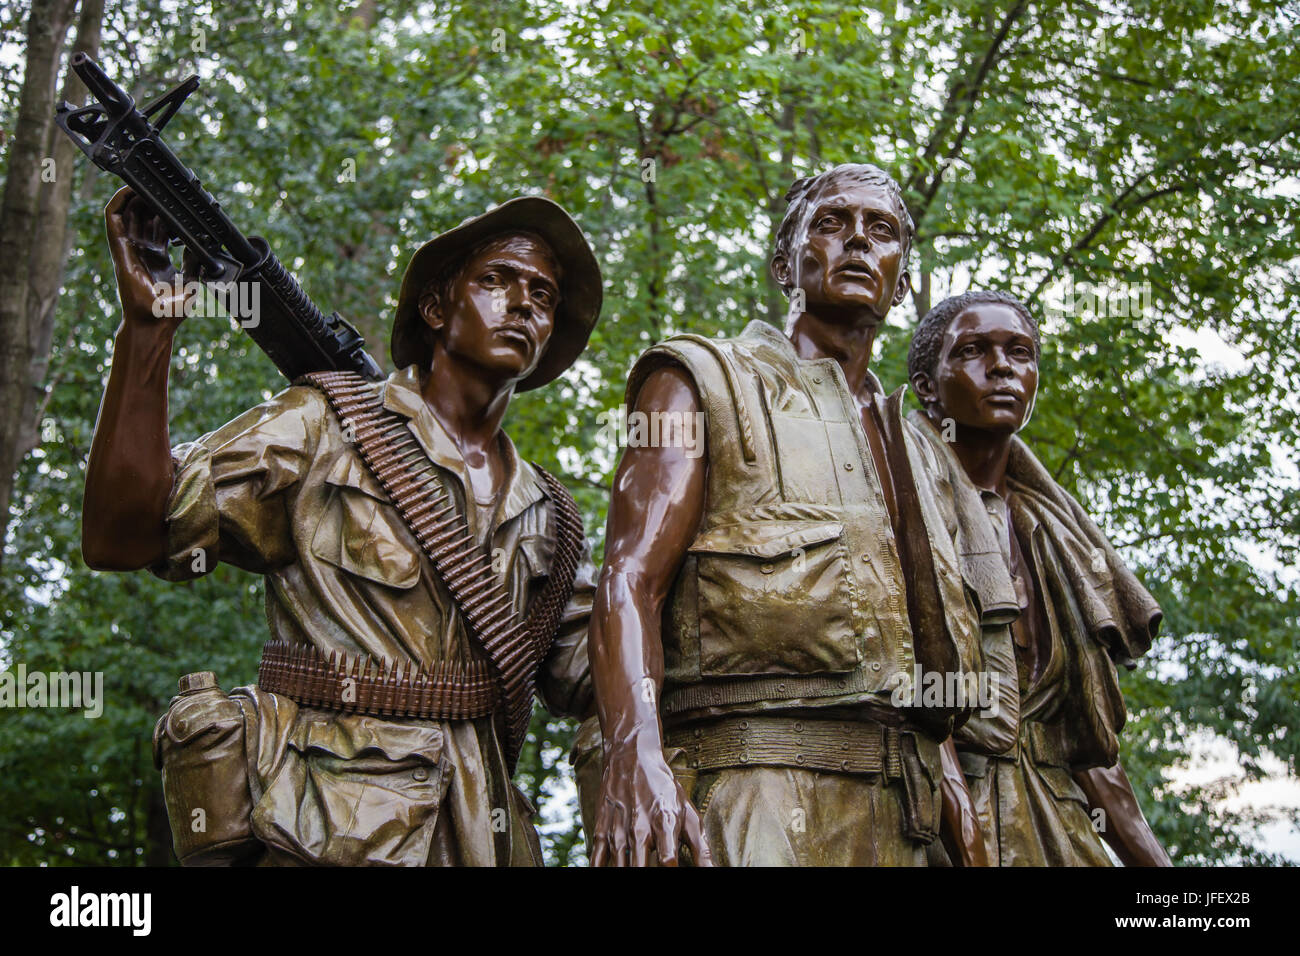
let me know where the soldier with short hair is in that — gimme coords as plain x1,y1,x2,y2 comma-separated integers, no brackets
581,164,1012,866
908,289,1170,866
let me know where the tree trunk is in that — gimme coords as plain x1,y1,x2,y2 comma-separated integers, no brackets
26,0,106,449
764,96,797,326
0,0,80,568
348,0,380,30
913,268,931,322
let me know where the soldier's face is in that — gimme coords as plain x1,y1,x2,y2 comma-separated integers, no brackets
432,236,559,383
928,304,1039,434
785,182,910,324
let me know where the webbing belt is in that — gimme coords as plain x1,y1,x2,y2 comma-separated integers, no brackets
665,714,941,844
666,715,905,778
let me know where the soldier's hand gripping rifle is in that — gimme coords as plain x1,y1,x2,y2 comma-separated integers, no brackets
55,53,384,382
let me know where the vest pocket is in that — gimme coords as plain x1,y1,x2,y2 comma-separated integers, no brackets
688,520,859,676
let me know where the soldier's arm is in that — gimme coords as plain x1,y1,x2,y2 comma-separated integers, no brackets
86,188,320,580
83,187,191,571
588,364,711,867
938,737,990,866
1075,762,1172,866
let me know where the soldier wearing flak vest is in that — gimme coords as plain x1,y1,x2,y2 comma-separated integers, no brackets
908,290,1170,866
581,164,1018,866
82,188,601,865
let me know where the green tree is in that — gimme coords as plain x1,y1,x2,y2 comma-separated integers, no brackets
2,0,1296,865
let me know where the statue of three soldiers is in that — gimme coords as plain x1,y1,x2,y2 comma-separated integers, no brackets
82,161,1171,867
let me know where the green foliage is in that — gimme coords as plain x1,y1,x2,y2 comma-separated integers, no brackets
2,0,1296,864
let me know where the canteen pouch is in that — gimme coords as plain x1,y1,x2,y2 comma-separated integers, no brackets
152,672,260,866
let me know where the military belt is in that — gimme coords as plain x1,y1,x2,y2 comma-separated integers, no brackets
666,714,941,844
666,715,906,778
971,720,1071,771
663,671,888,717
258,640,499,720
1023,719,1070,768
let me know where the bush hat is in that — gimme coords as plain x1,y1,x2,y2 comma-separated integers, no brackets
390,196,602,391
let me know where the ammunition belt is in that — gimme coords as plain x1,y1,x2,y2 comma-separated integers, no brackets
297,371,583,771
258,640,498,719
666,715,905,778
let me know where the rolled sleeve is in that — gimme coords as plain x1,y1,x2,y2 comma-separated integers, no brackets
149,385,326,582
537,536,597,719
151,441,222,582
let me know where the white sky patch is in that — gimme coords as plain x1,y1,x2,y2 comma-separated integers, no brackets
1172,732,1300,863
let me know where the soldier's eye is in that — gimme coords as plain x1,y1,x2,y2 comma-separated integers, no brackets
816,215,840,230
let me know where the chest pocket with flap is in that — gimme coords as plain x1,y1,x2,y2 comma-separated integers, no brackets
517,533,553,582
310,453,422,590
688,519,859,676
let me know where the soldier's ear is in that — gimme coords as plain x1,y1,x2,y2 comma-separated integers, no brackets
418,287,443,333
893,269,912,306
770,253,791,291
911,369,939,406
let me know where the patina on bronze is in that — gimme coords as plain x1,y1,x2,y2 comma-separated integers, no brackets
581,164,1018,866
908,290,1171,866
292,367,584,769
85,188,601,866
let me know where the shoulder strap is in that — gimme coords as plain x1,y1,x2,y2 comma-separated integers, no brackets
297,370,580,771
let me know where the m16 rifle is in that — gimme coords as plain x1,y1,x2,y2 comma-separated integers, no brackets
55,53,384,382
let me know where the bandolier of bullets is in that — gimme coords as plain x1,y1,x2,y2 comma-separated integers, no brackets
290,371,584,769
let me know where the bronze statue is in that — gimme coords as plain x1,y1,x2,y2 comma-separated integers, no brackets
82,186,602,865
579,164,1018,866
907,290,1171,866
